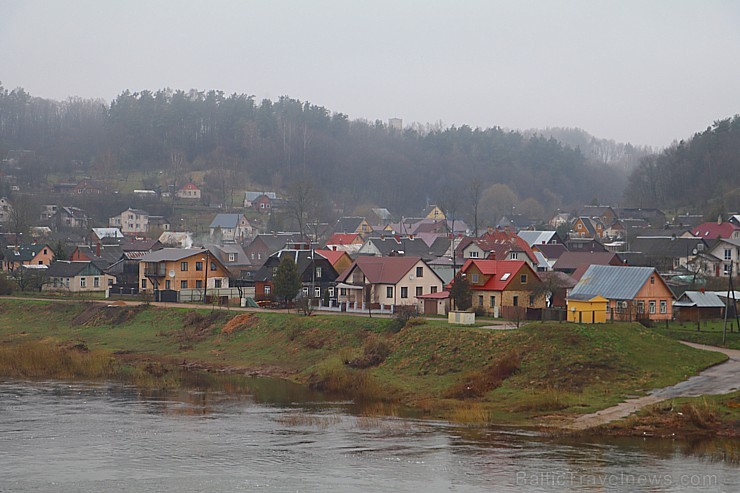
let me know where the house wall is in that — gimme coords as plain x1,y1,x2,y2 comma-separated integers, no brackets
44,274,116,293
708,241,740,277
138,256,230,294
567,299,608,323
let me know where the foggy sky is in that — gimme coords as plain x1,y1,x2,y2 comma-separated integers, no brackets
2,0,739,148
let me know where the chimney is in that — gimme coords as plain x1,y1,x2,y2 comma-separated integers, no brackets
487,226,493,235
96,242,101,257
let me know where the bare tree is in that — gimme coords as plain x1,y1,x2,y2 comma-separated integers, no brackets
285,178,317,240
8,194,37,245
469,179,483,237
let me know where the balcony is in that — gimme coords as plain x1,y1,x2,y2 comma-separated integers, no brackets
143,262,166,277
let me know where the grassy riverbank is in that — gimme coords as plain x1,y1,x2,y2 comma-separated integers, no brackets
0,299,728,426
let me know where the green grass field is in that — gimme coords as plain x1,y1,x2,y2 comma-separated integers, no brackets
0,299,728,425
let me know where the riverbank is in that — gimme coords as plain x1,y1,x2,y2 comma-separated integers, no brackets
0,299,732,431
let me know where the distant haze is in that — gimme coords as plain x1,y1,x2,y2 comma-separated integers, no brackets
2,0,739,148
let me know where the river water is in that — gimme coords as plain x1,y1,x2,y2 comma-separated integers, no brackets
1,379,737,492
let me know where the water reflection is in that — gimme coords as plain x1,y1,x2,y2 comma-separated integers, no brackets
0,378,737,492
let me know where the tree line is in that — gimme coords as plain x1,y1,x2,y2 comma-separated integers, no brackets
0,83,629,221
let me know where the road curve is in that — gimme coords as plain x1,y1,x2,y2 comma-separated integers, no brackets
567,342,740,431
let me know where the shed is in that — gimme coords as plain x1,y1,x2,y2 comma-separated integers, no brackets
567,294,608,323
674,291,725,322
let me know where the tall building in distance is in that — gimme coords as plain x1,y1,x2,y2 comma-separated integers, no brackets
388,118,403,131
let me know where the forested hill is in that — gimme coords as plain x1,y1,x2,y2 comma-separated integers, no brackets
626,116,740,213
0,85,627,216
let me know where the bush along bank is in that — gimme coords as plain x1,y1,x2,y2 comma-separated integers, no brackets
0,299,728,428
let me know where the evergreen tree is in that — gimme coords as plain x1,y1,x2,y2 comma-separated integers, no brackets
53,240,68,261
273,256,301,306
450,271,472,311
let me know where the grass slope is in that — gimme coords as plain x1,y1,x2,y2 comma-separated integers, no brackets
0,299,727,424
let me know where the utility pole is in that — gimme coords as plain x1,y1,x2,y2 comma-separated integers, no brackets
723,260,734,345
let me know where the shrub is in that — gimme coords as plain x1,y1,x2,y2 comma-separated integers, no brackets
0,275,14,295
347,334,391,369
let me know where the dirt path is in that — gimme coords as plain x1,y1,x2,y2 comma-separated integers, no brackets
567,342,740,430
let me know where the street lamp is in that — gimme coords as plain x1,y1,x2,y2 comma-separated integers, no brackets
201,249,210,304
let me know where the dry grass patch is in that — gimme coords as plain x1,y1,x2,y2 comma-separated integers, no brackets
445,351,520,399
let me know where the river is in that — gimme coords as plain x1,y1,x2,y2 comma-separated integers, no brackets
0,379,737,492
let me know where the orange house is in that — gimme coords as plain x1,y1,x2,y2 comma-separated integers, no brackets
314,249,353,277
567,265,674,321
138,248,230,296
1,244,55,272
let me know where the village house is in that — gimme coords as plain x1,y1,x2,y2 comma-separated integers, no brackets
48,206,89,231
74,178,107,195
243,233,305,267
457,228,538,268
204,243,252,278
691,219,740,241
176,182,201,200
422,205,445,221
458,259,546,318
1,243,55,272
109,208,150,236
244,191,277,209
0,197,11,224
43,261,114,293
674,291,726,322
552,251,623,279
706,238,740,277
90,227,125,245
332,216,373,238
570,216,606,239
209,213,253,243
253,246,339,304
314,249,353,278
324,232,364,254
567,265,674,322
138,248,231,302
357,235,449,261
336,256,443,312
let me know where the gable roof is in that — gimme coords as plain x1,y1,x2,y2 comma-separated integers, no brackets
533,243,568,260
362,236,449,260
630,236,708,257
46,260,103,277
674,291,725,308
2,243,52,262
314,249,349,267
333,216,366,234
517,230,560,247
209,213,246,229
250,233,305,252
471,229,537,263
460,259,532,291
326,233,363,246
138,248,207,262
92,228,124,239
553,251,622,271
245,191,277,202
691,221,738,240
336,256,427,285
569,265,669,301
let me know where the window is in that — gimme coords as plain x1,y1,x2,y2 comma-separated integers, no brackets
511,252,518,260
401,287,408,298
264,285,271,295
469,251,479,258
529,295,535,306
141,279,147,289
302,287,309,296
215,279,222,289
500,273,511,281
196,280,203,289
329,287,335,297
649,300,656,314
43,249,47,255
38,260,43,265
80,277,86,288
386,286,393,298
340,288,346,296
93,277,99,288
65,278,70,288
416,286,423,296
315,287,321,297
211,261,217,271
725,249,732,261
416,266,423,277
637,300,645,313
660,300,667,314
315,267,322,278
53,278,58,288
490,296,496,307
512,295,519,306
228,253,236,262
196,261,203,271
181,261,188,271
430,286,437,294
165,280,171,289
650,276,655,284
724,263,732,276
520,274,527,284
180,280,188,289
478,295,484,306
471,273,479,283
108,278,113,286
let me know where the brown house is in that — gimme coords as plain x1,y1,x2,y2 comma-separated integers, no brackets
459,259,546,318
138,248,231,298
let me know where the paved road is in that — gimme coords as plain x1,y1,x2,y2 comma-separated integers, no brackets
568,342,740,430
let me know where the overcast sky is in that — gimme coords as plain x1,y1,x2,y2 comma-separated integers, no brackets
2,0,739,148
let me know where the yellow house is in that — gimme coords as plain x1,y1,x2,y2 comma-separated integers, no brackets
423,205,446,220
567,294,608,323
138,248,231,298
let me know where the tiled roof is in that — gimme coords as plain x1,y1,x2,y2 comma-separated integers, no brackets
460,259,528,291
138,248,207,262
691,222,738,239
336,256,423,285
553,251,622,271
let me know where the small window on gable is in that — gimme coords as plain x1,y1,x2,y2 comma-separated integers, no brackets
520,274,527,284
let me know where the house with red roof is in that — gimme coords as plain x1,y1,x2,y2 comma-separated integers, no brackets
459,259,546,318
691,220,740,241
335,256,443,311
457,228,537,268
176,182,201,200
325,232,364,254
